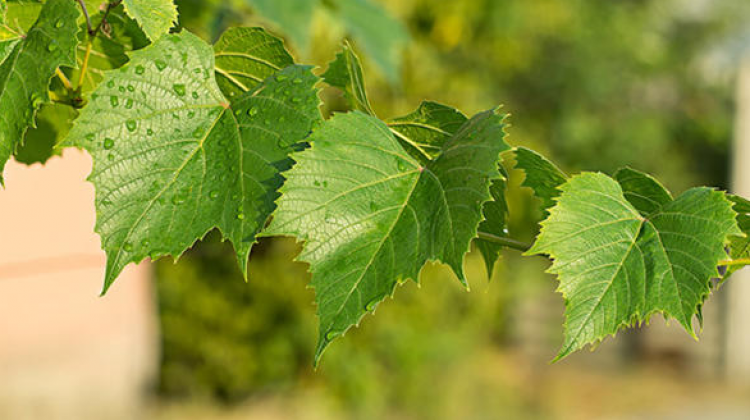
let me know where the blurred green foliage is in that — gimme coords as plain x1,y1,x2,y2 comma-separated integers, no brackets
155,0,750,415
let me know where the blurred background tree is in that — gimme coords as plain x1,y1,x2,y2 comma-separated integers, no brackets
153,0,750,418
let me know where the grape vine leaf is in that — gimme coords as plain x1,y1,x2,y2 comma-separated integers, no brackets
15,103,77,165
514,147,567,215
614,167,672,216
527,172,739,360
245,0,315,55
476,167,510,278
213,27,294,100
3,0,43,35
121,0,177,41
265,109,510,363
388,101,469,163
327,0,408,82
725,195,750,278
66,4,150,94
322,41,374,116
385,99,509,276
0,0,22,64
0,0,80,185
63,30,321,293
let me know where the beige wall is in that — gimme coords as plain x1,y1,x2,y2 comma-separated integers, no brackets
0,151,158,420
726,57,750,382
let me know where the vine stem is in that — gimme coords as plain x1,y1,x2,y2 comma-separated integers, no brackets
476,231,532,252
55,68,74,91
76,0,93,35
77,41,92,89
720,258,750,267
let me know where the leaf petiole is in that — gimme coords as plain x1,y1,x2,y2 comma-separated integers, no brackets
75,0,93,35
719,258,750,267
476,231,531,252
55,68,74,91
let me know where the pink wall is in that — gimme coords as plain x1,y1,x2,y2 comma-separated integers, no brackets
0,151,158,419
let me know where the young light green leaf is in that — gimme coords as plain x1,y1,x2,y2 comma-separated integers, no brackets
327,0,408,82
387,101,468,164
266,109,509,363
0,0,80,185
514,147,567,215
322,41,374,116
0,0,21,65
246,0,316,54
214,27,294,100
3,0,43,35
121,0,177,41
528,173,739,360
63,31,321,293
614,167,672,216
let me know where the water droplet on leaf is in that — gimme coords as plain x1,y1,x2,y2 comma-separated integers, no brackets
126,119,137,132
103,138,115,150
173,84,186,97
135,65,145,75
155,60,167,71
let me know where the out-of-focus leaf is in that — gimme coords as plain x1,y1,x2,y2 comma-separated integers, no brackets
327,0,408,82
246,0,316,54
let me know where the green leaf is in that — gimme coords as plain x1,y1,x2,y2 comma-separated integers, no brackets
528,173,739,360
63,31,321,293
121,0,177,41
246,0,316,54
266,109,510,363
15,103,77,165
322,41,374,116
725,194,750,277
0,0,22,65
387,101,468,164
476,170,509,278
514,147,567,215
327,0,408,82
0,0,80,185
213,27,294,100
614,167,672,216
3,0,43,35
67,4,150,94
